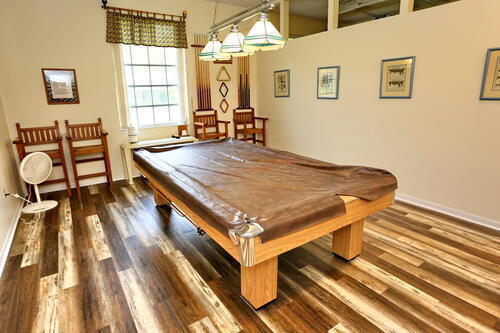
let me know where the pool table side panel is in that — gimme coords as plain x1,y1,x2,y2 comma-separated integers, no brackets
253,191,394,264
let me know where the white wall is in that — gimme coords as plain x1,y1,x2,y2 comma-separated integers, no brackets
0,95,23,272
256,0,500,223
0,0,257,191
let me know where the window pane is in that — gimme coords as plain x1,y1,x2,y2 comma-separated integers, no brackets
166,66,178,85
135,87,152,106
168,86,179,104
129,107,138,125
152,86,168,105
137,107,154,126
148,47,166,64
124,66,134,84
131,45,148,64
165,48,177,65
154,106,170,124
132,66,150,85
127,87,136,107
150,66,167,85
122,45,131,64
170,105,182,123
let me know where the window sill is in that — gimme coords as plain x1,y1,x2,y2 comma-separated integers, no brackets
120,122,187,131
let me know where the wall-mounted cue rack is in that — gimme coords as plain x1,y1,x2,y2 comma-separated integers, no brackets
238,56,251,109
192,34,213,111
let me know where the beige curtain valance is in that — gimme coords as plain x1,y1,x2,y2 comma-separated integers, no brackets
106,8,187,48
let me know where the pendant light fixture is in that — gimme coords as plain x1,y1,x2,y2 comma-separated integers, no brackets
244,11,285,51
199,33,231,61
220,24,255,57
199,0,284,60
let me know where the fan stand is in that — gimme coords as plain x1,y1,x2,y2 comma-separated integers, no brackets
21,184,58,214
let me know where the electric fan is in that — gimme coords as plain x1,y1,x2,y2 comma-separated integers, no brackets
19,152,58,214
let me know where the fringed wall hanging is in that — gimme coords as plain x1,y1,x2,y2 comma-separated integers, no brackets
238,56,251,108
192,34,213,110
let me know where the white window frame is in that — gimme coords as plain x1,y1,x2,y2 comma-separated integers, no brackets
116,44,188,129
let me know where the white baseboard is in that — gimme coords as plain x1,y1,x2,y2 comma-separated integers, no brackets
0,200,24,278
395,193,500,231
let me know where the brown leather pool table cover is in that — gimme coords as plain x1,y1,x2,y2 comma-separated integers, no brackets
133,138,397,242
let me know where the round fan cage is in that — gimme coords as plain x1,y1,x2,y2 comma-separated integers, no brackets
19,152,53,184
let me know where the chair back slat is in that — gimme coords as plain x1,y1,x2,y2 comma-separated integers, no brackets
193,110,218,129
233,108,255,125
16,121,61,146
65,119,103,141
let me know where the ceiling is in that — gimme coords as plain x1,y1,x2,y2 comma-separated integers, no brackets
206,0,459,21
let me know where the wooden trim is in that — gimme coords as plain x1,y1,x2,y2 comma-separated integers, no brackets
104,5,187,21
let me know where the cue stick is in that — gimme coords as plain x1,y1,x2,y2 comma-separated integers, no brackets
195,34,201,109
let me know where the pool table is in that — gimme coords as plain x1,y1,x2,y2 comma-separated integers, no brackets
133,139,396,308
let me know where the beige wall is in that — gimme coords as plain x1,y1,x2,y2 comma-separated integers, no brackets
257,0,500,223
0,0,257,191
0,95,23,267
270,12,327,38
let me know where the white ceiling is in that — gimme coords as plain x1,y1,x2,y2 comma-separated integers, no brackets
204,0,400,20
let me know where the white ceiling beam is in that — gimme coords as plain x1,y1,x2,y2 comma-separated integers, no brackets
339,0,390,14
328,0,340,30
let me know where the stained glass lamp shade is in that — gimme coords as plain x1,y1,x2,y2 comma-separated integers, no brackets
220,25,254,57
199,33,231,61
244,12,285,51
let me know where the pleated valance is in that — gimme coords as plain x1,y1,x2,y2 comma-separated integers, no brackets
106,8,187,48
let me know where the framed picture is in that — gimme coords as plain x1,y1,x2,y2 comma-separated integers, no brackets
379,56,416,99
317,66,340,99
274,69,290,97
41,68,80,104
480,47,500,100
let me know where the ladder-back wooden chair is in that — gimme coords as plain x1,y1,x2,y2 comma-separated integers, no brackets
13,121,72,196
193,109,230,140
65,118,112,196
233,108,268,146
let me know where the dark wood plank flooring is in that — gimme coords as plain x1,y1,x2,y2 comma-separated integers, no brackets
0,178,499,332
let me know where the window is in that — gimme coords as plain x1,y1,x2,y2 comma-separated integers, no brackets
121,44,186,128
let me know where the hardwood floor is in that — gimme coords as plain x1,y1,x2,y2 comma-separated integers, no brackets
1,178,499,332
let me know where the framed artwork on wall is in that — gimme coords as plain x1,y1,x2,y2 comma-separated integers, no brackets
480,47,500,100
317,66,340,99
41,68,80,104
379,56,416,99
274,69,290,97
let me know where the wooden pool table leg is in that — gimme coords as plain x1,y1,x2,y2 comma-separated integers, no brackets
332,218,364,260
241,256,278,308
153,189,169,206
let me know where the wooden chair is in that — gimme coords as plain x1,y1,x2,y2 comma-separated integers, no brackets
12,121,72,196
193,109,230,140
65,118,112,196
233,108,268,146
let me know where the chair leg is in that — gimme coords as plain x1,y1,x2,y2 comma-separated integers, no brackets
58,143,72,197
102,138,113,186
252,134,256,144
262,129,266,147
68,150,80,196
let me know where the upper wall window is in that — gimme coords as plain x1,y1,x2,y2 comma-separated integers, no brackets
413,0,461,11
121,45,186,128
339,0,400,28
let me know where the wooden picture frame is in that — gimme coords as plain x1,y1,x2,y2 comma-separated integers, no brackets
41,68,80,104
379,57,415,99
480,47,500,100
274,69,290,98
317,66,340,100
